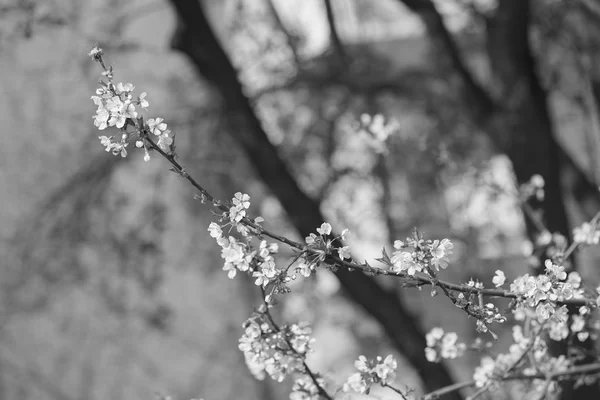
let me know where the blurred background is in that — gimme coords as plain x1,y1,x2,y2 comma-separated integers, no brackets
2,0,600,399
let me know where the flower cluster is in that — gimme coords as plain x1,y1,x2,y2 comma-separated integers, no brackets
472,303,508,335
424,328,466,362
450,280,507,335
290,375,324,400
92,80,143,157
89,45,172,161
571,313,588,342
207,193,284,288
209,228,280,286
473,325,571,391
357,113,399,154
218,235,253,279
510,261,585,340
92,81,140,131
239,315,315,383
88,45,103,62
389,233,454,276
520,174,545,202
567,304,600,344
573,222,600,246
230,192,251,224
343,355,397,394
298,223,350,278
252,240,280,287
143,117,173,153
88,47,600,400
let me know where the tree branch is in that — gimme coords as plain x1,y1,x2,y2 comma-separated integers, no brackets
396,0,495,120
396,0,600,223
323,0,347,67
266,0,301,65
167,0,462,397
389,5,600,397
423,362,600,400
485,2,599,398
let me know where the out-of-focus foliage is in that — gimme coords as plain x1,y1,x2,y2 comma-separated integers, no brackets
3,0,600,399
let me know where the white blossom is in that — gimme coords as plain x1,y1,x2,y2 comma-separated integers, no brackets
492,270,506,287
316,222,332,235
430,238,453,270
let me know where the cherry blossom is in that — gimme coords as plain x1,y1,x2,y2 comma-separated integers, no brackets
492,270,506,287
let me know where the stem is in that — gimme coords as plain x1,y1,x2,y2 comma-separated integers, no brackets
383,383,409,399
562,211,600,261
427,266,491,330
469,321,547,400
259,288,332,400
423,380,475,400
422,362,600,400
425,322,550,400
144,136,595,310
323,0,347,67
91,48,600,400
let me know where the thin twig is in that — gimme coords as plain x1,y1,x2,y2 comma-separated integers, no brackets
383,383,409,399
259,288,332,400
323,0,347,67
468,321,548,400
266,0,301,65
422,362,600,400
145,135,595,310
423,380,475,400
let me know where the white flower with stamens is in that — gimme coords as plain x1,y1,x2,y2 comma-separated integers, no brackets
391,251,421,275
138,92,149,109
147,117,167,136
208,222,222,239
316,223,332,235
492,270,506,287
341,228,350,241
430,238,453,270
338,246,351,259
343,373,367,394
297,262,312,278
233,192,251,209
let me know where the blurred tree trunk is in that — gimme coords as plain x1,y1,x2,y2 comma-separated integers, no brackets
397,0,596,238
485,0,569,240
167,0,463,397
398,0,599,398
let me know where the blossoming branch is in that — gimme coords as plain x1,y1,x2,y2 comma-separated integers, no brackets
88,46,600,400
